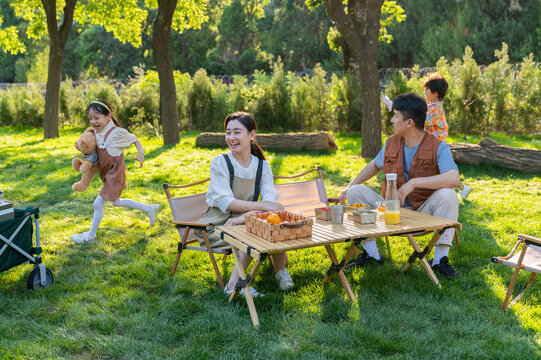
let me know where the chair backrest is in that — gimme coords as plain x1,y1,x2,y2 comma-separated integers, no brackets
167,193,209,223
164,180,210,239
274,167,329,217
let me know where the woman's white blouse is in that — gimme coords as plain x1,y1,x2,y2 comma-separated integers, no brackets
206,151,279,213
94,120,137,156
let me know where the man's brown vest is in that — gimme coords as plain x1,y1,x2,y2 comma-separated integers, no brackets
381,133,441,209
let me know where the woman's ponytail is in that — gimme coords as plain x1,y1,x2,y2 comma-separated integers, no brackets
250,140,266,160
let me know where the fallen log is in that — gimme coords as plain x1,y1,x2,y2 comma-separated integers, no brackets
449,137,541,173
196,132,338,151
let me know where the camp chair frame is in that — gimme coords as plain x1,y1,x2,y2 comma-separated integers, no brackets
492,234,541,310
163,179,232,289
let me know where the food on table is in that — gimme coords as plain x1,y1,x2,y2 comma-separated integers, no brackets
349,203,369,208
266,213,282,224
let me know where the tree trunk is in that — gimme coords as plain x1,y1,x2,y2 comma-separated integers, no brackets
152,0,180,145
41,0,76,139
324,0,384,158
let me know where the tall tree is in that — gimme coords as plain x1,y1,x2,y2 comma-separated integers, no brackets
147,0,207,145
9,0,146,139
308,0,404,157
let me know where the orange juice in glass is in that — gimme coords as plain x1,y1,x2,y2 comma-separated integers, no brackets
384,210,400,225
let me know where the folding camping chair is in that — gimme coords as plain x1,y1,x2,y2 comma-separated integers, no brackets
492,234,541,310
0,207,53,289
163,179,231,289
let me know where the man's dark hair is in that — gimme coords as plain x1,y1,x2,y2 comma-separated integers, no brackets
423,73,448,100
393,93,427,130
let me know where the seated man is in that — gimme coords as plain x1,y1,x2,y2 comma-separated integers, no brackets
339,93,460,278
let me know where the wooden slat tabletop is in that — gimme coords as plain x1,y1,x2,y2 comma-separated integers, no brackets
216,209,461,255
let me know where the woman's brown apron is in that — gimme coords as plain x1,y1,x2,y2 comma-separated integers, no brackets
195,154,263,248
97,126,127,202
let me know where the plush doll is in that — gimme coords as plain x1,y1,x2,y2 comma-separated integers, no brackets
72,128,99,192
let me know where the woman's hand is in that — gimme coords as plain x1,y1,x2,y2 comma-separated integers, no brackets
260,201,284,212
224,211,258,226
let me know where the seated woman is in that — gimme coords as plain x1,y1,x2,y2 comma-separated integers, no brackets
195,111,294,297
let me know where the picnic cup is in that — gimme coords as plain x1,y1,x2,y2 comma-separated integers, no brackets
330,205,344,224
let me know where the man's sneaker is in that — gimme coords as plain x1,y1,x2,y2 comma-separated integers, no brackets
459,185,472,201
344,250,383,271
70,232,96,244
274,269,295,291
429,256,458,279
224,285,263,298
148,204,159,226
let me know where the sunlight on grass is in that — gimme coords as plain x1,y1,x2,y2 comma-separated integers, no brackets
1,127,541,357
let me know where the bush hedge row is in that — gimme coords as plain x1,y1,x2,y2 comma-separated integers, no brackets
1,45,539,137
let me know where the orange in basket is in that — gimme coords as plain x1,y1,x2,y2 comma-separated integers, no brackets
266,213,282,224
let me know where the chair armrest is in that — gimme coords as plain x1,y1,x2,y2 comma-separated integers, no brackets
173,220,210,227
497,239,523,260
518,234,541,245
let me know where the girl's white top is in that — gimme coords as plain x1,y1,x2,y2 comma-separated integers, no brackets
206,151,279,213
94,120,137,157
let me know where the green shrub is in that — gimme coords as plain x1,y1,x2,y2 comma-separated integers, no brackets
0,85,44,127
187,68,214,131
0,89,17,126
175,71,192,131
290,64,332,131
251,60,291,131
211,76,232,130
59,78,86,127
249,70,272,130
118,69,159,133
228,75,250,113
508,53,540,135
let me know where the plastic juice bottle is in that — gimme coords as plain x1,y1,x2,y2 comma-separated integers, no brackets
384,173,400,225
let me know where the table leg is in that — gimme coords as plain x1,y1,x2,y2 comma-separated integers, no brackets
229,247,263,327
323,244,357,301
401,232,442,288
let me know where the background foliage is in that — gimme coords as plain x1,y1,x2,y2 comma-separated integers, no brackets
1,0,539,82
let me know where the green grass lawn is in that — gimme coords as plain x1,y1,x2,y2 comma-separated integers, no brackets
1,127,540,359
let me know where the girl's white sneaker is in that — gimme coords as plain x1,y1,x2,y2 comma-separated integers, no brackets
70,232,96,244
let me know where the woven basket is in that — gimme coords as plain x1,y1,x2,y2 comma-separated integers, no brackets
244,211,313,242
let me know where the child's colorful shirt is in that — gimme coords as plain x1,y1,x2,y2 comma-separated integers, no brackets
425,102,448,141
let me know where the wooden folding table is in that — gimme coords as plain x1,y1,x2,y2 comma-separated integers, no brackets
215,209,461,326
